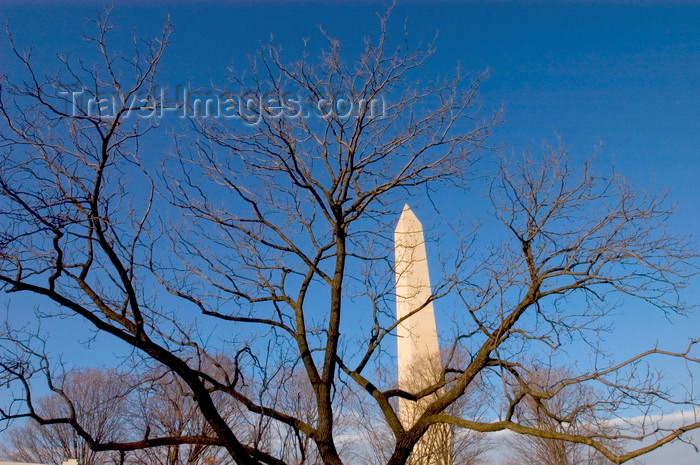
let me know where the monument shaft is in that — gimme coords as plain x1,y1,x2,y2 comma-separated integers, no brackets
394,205,452,465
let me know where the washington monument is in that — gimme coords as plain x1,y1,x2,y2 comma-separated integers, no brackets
395,205,453,465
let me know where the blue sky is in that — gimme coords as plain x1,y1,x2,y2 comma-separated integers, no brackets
1,1,699,463
3,1,700,212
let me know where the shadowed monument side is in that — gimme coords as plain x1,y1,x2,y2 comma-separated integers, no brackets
394,205,453,465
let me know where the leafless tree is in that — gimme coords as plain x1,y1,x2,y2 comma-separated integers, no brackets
0,368,131,465
129,367,240,465
0,364,242,465
0,7,698,465
502,366,631,465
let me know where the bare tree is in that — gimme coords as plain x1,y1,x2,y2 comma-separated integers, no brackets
0,7,698,465
129,367,239,465
0,368,131,465
503,367,627,465
0,364,241,465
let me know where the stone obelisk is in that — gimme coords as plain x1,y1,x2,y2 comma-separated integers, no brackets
395,205,452,465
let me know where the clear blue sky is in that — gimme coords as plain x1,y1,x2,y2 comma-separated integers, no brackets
1,1,699,463
5,0,695,227
2,1,699,224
